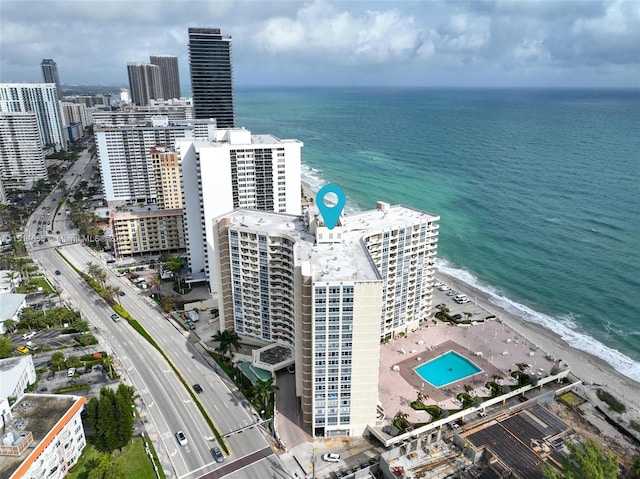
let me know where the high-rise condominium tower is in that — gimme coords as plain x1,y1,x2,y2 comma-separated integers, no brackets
0,83,66,150
188,28,235,128
127,63,162,106
212,201,440,437
150,55,181,100
177,128,302,287
0,112,47,188
40,59,62,99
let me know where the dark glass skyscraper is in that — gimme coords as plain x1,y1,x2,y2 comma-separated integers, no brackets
40,59,62,99
150,55,181,100
188,28,235,128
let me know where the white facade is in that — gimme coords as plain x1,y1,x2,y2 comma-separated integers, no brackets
178,128,302,288
212,201,439,437
92,103,193,127
0,355,36,401
0,394,87,479
0,112,47,188
0,293,27,334
0,83,65,150
96,118,212,204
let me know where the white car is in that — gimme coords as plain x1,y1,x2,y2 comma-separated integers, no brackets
439,285,451,291
175,431,188,446
22,332,36,340
322,453,340,463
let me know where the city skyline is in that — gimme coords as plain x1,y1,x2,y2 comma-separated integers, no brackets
1,0,638,89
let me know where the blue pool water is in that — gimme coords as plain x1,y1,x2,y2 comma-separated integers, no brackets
415,351,482,388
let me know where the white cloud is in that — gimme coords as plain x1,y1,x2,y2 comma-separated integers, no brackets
252,1,421,65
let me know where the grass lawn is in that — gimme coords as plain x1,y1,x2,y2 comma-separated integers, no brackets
30,276,54,294
68,437,160,479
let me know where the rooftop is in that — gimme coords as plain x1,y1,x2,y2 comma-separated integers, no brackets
220,201,439,284
0,394,86,479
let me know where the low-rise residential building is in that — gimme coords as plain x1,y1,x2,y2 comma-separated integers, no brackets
110,208,185,257
0,270,20,294
0,355,37,401
0,394,87,479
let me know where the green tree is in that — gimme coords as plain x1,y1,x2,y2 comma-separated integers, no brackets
84,396,99,433
3,319,17,334
629,455,640,479
542,438,618,479
252,378,279,417
87,457,125,479
86,262,107,289
0,338,14,359
51,351,65,370
165,256,186,292
65,355,81,368
213,329,241,359
159,294,177,312
104,284,122,305
95,389,118,453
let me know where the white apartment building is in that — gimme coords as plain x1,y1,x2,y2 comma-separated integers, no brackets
96,118,215,204
178,128,302,288
92,103,193,127
0,83,65,150
0,355,36,401
212,201,439,437
0,394,87,479
0,175,6,204
0,112,47,188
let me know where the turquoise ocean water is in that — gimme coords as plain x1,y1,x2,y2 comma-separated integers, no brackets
235,87,640,383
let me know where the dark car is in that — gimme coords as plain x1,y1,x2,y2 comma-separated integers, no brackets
211,446,224,463
54,270,61,275
119,291,125,296
46,371,55,380
193,384,203,394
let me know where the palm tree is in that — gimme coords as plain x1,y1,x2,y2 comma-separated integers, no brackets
85,262,107,289
213,329,241,360
165,256,186,293
104,284,122,305
253,378,279,416
416,391,428,404
102,356,115,378
629,455,640,479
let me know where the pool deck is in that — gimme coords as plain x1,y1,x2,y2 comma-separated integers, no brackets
379,293,554,423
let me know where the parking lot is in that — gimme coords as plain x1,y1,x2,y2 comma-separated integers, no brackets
33,361,112,397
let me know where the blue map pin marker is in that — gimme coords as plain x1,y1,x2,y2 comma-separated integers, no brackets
316,184,346,230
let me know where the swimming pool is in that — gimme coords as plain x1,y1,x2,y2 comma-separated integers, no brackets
415,351,482,388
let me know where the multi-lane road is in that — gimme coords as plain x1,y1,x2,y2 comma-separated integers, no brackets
26,148,291,479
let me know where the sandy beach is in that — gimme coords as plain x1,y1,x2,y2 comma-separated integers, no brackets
435,270,640,420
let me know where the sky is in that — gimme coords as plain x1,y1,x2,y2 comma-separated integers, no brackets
1,0,639,89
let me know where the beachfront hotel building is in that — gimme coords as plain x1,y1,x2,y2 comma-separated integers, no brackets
177,128,302,287
92,102,193,127
212,201,439,436
0,83,66,150
188,27,235,127
95,117,216,204
0,112,47,188
0,394,87,479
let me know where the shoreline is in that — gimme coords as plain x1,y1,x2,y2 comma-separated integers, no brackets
301,178,640,418
435,269,640,417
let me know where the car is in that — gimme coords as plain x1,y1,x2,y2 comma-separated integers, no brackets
67,367,76,377
439,285,451,291
16,346,30,354
119,291,125,296
186,321,196,330
193,384,203,394
175,431,188,446
111,314,121,322
447,290,457,296
211,446,224,463
54,270,61,275
56,230,60,234
22,331,36,340
435,303,446,309
46,371,55,380
322,453,341,463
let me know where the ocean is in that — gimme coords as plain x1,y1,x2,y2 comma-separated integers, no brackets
235,87,640,383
